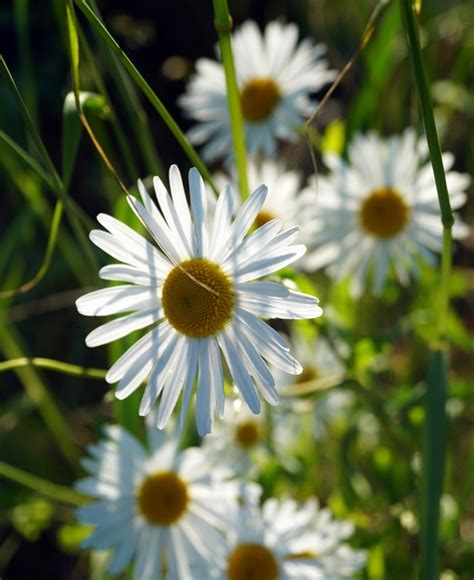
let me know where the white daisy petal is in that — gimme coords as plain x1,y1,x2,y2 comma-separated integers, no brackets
77,163,321,430
85,309,162,347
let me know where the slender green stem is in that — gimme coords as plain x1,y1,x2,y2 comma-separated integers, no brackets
0,357,107,380
422,349,447,580
0,130,55,189
0,130,95,231
0,201,63,299
0,56,98,277
74,0,218,194
212,0,249,199
0,324,81,470
399,0,454,344
88,0,164,178
77,22,139,182
0,461,87,505
399,2,454,578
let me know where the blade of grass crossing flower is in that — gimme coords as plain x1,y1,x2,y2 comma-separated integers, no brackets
0,56,98,278
73,0,219,195
0,461,87,505
213,0,249,200
422,349,447,580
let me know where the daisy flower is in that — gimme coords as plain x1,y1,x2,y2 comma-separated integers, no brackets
204,497,366,579
201,397,267,475
76,165,322,435
214,158,315,236
179,20,336,162
75,421,245,579
304,129,470,296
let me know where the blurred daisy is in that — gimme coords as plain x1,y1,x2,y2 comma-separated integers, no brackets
304,129,470,296
75,421,243,579
76,165,322,435
204,497,366,579
180,20,335,162
214,158,314,235
202,397,267,475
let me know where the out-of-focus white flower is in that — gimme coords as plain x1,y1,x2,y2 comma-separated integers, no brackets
180,21,335,162
203,497,366,579
75,420,245,579
304,129,470,296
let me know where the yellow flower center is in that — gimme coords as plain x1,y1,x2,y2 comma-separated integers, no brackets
359,188,409,238
162,258,234,338
240,78,281,123
227,543,279,580
137,471,189,526
254,210,276,229
235,420,261,449
296,367,319,384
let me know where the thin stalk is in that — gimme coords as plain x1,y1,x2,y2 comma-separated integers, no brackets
0,201,63,298
0,324,80,470
77,22,139,182
0,461,87,505
422,350,447,580
74,0,219,194
212,0,249,199
0,57,98,278
0,357,107,380
399,2,454,578
399,0,454,343
0,130,95,231
88,0,164,178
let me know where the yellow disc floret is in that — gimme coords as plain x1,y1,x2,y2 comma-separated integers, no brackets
227,543,279,580
296,367,318,384
240,78,281,123
162,258,234,338
235,420,261,449
360,188,409,238
137,471,189,526
255,210,276,229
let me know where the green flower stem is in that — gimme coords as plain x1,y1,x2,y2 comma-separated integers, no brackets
422,349,447,580
399,2,454,578
0,201,63,299
0,324,81,470
0,57,98,279
399,0,454,342
0,461,88,506
0,357,107,380
213,0,250,200
74,0,218,194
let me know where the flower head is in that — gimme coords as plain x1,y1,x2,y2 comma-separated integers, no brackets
180,21,335,162
75,421,243,579
204,497,366,579
304,129,470,295
76,165,322,434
